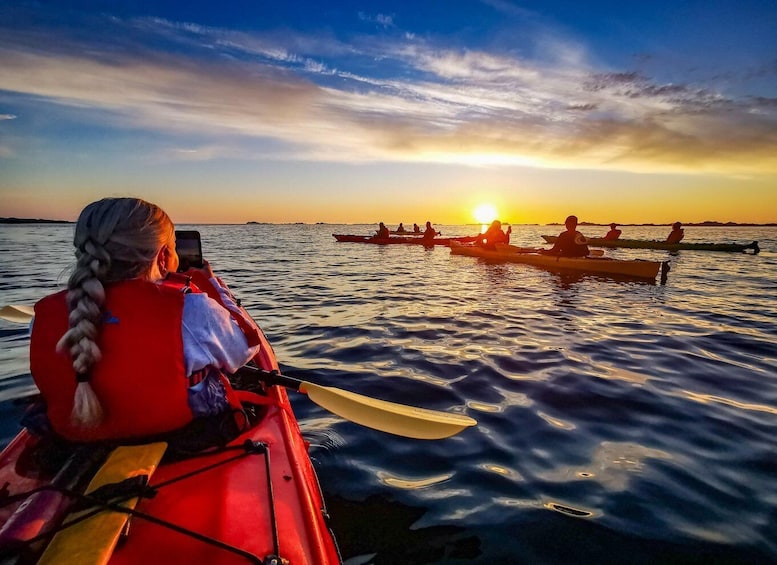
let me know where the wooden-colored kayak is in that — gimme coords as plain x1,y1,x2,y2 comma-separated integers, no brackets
333,234,478,246
451,242,669,281
541,235,760,253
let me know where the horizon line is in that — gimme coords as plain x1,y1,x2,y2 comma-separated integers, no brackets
2,218,777,227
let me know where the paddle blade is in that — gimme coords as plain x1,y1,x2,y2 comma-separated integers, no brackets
300,382,477,439
0,304,35,323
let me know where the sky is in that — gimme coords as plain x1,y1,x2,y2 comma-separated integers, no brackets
1,0,776,225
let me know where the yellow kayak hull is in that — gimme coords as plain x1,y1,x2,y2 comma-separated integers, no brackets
451,242,667,281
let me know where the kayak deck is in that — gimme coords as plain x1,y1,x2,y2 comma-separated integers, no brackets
541,235,760,253
107,385,338,565
451,242,669,281
0,331,340,565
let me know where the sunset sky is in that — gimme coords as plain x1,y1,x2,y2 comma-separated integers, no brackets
1,1,776,225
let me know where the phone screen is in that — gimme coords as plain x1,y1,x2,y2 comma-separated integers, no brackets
175,230,203,271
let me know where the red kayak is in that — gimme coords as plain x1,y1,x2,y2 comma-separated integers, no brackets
0,328,341,564
333,234,478,246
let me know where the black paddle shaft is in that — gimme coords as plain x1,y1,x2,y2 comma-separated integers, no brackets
232,366,304,392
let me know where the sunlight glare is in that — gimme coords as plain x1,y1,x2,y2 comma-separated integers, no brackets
473,203,498,225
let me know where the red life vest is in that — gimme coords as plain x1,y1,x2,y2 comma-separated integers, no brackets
31,279,195,442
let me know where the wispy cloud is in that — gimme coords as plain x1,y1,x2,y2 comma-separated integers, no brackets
479,0,540,20
358,12,396,28
0,14,775,174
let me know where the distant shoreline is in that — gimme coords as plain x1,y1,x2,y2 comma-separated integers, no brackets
0,217,72,224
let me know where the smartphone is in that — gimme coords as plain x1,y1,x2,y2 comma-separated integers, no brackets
175,230,203,272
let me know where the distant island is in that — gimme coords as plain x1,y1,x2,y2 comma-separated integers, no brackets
246,221,304,225
548,221,777,227
0,217,72,224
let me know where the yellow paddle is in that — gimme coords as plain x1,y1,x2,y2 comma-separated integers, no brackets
0,304,35,323
0,305,478,439
241,367,477,440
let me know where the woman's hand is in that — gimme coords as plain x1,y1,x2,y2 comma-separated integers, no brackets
186,259,215,279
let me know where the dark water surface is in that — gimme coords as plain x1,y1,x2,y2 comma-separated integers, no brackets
1,224,776,564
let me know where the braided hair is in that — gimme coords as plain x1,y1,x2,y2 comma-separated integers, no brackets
56,198,174,427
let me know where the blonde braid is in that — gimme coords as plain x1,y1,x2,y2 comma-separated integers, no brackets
56,198,174,428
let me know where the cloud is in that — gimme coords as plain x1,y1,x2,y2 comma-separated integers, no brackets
567,104,597,111
0,15,776,174
479,0,539,20
583,72,718,107
358,12,396,28
751,96,777,108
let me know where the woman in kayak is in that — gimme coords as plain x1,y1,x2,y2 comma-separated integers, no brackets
29,197,261,443
474,220,510,249
375,222,390,239
540,215,589,257
422,221,441,241
604,223,622,240
666,222,684,243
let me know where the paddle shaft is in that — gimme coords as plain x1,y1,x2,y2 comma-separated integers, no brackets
496,245,605,257
239,366,303,391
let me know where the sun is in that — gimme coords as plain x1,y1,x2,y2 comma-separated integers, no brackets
473,203,498,225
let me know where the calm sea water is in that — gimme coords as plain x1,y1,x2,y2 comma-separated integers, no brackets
1,223,776,564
